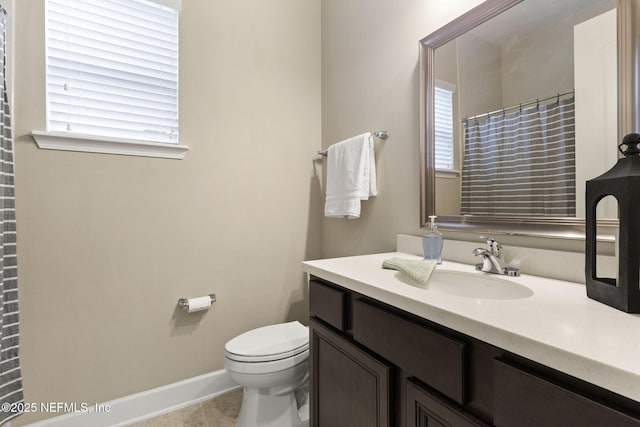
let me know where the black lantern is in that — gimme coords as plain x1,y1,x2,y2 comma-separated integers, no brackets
585,133,640,313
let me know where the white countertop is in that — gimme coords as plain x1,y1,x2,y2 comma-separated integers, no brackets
302,252,640,402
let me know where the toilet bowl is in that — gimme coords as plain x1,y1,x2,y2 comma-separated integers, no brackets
225,321,310,427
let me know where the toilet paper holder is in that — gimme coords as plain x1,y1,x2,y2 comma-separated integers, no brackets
178,293,217,311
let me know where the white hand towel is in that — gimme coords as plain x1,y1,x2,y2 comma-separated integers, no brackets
324,132,377,219
382,257,437,286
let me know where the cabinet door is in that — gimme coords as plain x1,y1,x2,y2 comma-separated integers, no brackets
310,318,391,427
406,379,489,427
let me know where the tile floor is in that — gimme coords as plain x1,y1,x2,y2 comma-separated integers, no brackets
128,388,242,427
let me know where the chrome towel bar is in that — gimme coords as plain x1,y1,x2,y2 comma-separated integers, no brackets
318,131,389,157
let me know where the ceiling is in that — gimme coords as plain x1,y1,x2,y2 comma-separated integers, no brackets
465,0,616,47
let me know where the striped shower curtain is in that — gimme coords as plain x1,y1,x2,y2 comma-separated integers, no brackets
0,7,24,425
461,96,576,217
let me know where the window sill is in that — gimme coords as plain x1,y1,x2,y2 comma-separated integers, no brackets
31,131,190,159
436,169,460,179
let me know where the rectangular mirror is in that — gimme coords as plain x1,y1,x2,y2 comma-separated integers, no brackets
419,0,638,240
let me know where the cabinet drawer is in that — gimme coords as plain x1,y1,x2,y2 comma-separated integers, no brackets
309,279,347,331
493,359,640,427
353,299,467,404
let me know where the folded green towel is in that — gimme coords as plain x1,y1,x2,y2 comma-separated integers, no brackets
382,257,437,286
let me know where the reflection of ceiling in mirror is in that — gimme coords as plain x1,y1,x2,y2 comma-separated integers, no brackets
466,0,616,47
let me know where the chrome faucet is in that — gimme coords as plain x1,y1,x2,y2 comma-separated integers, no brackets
473,237,520,276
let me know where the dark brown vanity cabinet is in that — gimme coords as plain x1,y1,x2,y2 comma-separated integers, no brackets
309,276,640,427
309,277,485,426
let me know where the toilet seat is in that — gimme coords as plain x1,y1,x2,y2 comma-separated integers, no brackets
225,348,309,376
225,321,309,363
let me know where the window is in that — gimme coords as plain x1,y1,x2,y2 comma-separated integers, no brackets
33,0,187,159
434,81,455,171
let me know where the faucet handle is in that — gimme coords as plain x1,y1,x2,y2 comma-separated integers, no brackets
480,236,501,257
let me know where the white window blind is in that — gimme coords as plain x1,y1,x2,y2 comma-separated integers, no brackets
434,84,455,170
45,0,179,144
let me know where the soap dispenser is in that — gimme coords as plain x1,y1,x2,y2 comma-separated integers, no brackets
423,215,443,264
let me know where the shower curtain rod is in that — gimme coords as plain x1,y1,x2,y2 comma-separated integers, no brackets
462,89,575,123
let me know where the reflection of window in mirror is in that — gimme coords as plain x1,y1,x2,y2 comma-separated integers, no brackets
434,79,461,216
434,80,458,177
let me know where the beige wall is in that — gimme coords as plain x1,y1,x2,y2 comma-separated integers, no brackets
457,35,503,119
13,0,321,424
321,0,484,257
500,24,574,106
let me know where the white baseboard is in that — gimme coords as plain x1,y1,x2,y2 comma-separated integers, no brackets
25,369,239,427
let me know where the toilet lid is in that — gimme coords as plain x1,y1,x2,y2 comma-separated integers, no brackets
225,321,309,362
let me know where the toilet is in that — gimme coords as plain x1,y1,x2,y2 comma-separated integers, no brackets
225,321,310,427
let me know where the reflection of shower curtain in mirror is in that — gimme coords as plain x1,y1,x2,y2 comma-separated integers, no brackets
461,97,576,217
0,7,24,425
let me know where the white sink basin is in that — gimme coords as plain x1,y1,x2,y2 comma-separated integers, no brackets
427,269,533,300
